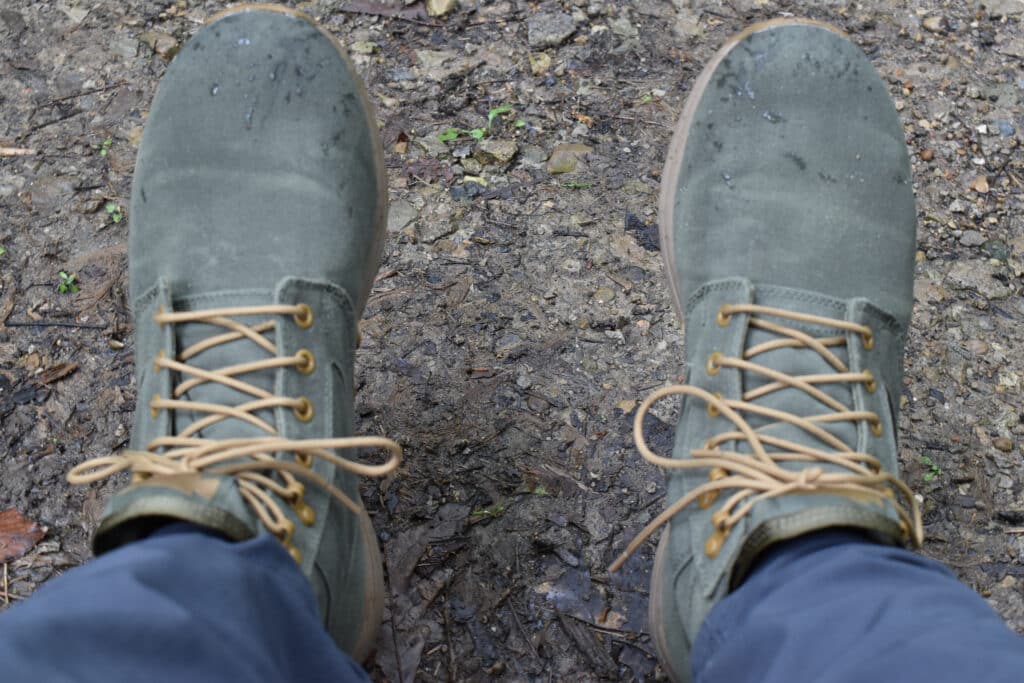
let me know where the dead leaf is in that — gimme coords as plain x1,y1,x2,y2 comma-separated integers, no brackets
0,509,47,563
35,362,79,385
969,176,990,193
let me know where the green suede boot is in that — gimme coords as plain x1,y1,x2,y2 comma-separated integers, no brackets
611,20,923,683
67,5,399,661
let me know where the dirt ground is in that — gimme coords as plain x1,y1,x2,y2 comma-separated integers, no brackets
1,0,1023,680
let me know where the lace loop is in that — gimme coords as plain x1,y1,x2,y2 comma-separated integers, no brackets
610,305,922,572
68,303,401,556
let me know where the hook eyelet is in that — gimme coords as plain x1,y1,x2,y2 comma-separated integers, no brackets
863,370,877,394
293,303,314,329
295,349,316,375
293,397,315,423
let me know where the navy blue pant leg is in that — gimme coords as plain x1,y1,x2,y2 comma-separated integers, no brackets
0,524,369,683
693,530,1024,683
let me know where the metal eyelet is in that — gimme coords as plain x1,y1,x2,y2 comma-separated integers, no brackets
153,350,165,374
706,352,722,376
861,330,874,351
293,397,314,423
296,453,314,468
705,526,729,558
863,370,877,394
287,544,302,563
295,349,316,375
150,394,161,418
293,303,314,329
706,392,724,417
294,500,316,526
716,305,731,327
870,418,883,437
155,304,166,327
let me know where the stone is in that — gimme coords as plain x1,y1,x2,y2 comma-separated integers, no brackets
994,437,1015,453
426,0,458,16
959,230,986,247
922,16,949,33
985,0,1024,17
527,13,577,48
529,52,552,76
474,139,518,165
945,261,1014,299
138,31,179,61
109,35,139,60
546,143,592,174
673,8,702,39
387,197,419,233
609,17,639,39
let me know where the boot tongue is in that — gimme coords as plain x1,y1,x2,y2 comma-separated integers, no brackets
736,288,858,462
171,290,280,442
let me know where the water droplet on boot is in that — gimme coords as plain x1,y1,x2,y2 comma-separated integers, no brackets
722,173,734,188
210,83,219,96
238,36,251,46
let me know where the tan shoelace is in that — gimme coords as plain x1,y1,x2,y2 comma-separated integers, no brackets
68,303,402,561
610,304,923,572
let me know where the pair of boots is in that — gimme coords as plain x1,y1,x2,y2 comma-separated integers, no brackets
68,7,922,681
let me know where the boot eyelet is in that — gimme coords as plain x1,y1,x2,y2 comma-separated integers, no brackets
863,370,877,394
153,350,166,374
705,528,729,558
870,418,883,437
716,306,731,327
295,349,316,375
296,453,314,468
294,500,316,526
706,392,724,417
293,303,314,329
861,330,874,351
293,397,315,423
287,544,302,564
706,352,722,376
155,304,166,327
150,394,161,418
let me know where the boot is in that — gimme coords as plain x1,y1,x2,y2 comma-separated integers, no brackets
611,19,923,682
68,5,399,661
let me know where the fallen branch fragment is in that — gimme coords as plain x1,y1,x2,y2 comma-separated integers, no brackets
0,147,37,157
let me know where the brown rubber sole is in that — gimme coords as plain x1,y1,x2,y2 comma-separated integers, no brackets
650,18,846,683
201,4,387,663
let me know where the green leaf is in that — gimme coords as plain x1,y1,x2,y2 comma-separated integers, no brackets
514,119,526,128
0,246,5,256
100,137,112,157
438,127,461,142
487,104,513,128
563,181,594,189
469,128,485,140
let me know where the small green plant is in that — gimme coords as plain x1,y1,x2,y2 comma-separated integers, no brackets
486,104,512,129
95,137,113,157
105,202,123,223
470,502,507,518
920,455,942,482
0,246,6,256
438,104,521,143
564,181,594,189
438,127,460,142
57,271,79,294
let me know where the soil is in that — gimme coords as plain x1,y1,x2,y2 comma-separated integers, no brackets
1,0,1023,680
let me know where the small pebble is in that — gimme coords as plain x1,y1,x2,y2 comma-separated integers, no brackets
994,437,1014,453
920,148,934,161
